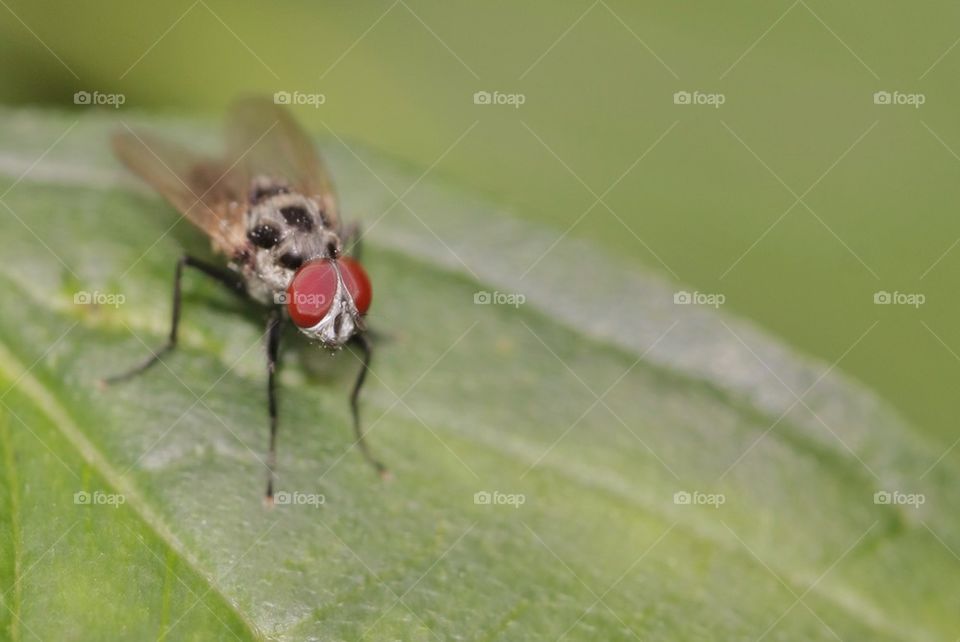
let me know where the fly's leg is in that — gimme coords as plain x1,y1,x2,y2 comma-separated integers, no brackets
341,225,387,475
265,308,283,502
100,254,245,385
349,332,389,478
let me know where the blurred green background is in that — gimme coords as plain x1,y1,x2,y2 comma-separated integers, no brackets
1,0,958,453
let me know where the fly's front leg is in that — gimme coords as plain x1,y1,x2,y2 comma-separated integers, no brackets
100,254,245,386
265,307,283,502
349,332,389,478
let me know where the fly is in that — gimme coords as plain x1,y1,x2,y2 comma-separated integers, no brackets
101,96,388,503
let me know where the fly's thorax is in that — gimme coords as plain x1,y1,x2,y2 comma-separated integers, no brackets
241,185,341,302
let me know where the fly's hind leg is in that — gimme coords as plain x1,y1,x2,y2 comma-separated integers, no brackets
100,254,245,386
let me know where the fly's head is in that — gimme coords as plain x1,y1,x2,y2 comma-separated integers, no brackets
285,256,372,348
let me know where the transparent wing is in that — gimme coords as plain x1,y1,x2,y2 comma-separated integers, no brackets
112,130,248,256
226,96,340,229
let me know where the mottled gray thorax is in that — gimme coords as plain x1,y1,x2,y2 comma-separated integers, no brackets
236,179,341,304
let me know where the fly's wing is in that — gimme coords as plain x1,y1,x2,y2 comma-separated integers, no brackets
226,96,340,230
112,131,249,256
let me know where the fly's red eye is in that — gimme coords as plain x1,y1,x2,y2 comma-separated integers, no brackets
338,256,372,315
286,257,373,328
287,260,337,328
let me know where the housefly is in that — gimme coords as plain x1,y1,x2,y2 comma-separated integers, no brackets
103,96,387,503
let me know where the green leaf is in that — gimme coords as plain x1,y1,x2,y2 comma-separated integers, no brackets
0,106,956,641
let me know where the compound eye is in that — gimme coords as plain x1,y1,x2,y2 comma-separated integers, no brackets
286,260,338,328
285,258,373,328
338,257,372,314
